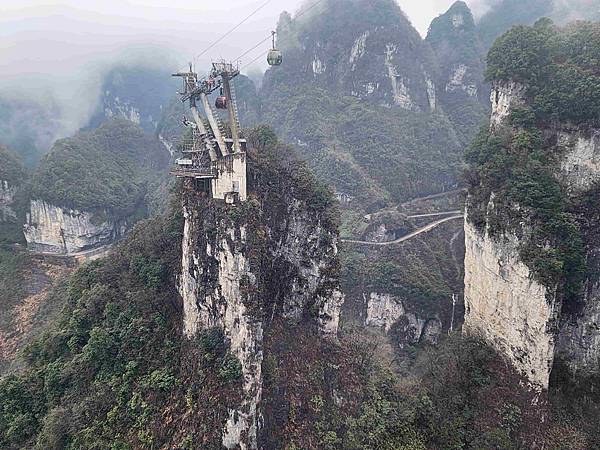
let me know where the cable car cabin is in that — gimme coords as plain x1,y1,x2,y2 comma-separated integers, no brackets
215,96,228,109
267,49,282,66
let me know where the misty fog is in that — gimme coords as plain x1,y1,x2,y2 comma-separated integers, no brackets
0,0,596,160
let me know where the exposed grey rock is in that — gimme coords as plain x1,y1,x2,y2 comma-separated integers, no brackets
489,81,526,128
558,128,600,192
178,192,342,449
365,292,405,331
24,199,127,254
464,220,558,389
465,81,600,390
422,318,443,344
364,292,443,346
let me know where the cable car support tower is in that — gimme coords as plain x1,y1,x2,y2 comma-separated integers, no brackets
171,61,247,203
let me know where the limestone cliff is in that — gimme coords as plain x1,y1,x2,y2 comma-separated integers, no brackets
364,292,442,346
25,119,170,254
177,130,342,449
464,219,557,388
464,20,600,390
463,82,546,387
465,83,600,389
23,200,128,254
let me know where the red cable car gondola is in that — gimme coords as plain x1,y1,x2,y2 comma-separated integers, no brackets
215,96,228,109
215,87,228,109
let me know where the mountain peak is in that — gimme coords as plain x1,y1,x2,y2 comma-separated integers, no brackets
269,0,435,112
428,0,476,37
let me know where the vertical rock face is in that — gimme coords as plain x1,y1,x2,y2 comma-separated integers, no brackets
180,216,262,448
464,220,558,388
558,129,600,191
464,79,600,389
463,21,600,388
555,130,600,377
88,67,177,133
557,279,600,376
364,292,443,346
24,199,128,254
365,292,405,331
177,143,343,449
489,81,526,128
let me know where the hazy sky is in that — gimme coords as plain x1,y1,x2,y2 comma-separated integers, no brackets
0,0,493,142
0,0,493,77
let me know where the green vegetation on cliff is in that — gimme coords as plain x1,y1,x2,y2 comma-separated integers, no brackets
466,116,586,302
486,19,600,126
477,0,600,49
0,209,246,449
477,0,553,48
260,0,463,207
0,125,340,449
2,123,596,448
467,20,600,305
0,146,26,187
0,146,28,244
263,327,552,450
31,119,170,217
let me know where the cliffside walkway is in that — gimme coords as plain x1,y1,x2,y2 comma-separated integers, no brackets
30,244,112,263
342,214,464,246
407,210,462,219
364,189,465,221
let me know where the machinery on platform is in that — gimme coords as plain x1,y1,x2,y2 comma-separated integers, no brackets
171,61,247,203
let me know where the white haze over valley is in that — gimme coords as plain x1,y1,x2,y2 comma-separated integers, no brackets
0,0,595,150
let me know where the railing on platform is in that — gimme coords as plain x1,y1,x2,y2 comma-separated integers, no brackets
170,167,216,179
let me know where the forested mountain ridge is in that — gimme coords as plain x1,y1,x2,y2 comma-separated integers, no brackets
31,119,169,215
23,119,171,254
0,146,28,245
0,126,563,450
426,1,488,146
259,0,465,208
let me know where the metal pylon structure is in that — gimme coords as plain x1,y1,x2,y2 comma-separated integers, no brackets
212,61,242,153
171,61,247,203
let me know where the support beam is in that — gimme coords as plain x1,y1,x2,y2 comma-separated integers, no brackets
222,75,241,153
190,105,218,161
200,92,229,157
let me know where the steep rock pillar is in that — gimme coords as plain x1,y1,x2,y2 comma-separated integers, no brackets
464,78,600,390
178,164,343,448
463,219,559,389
